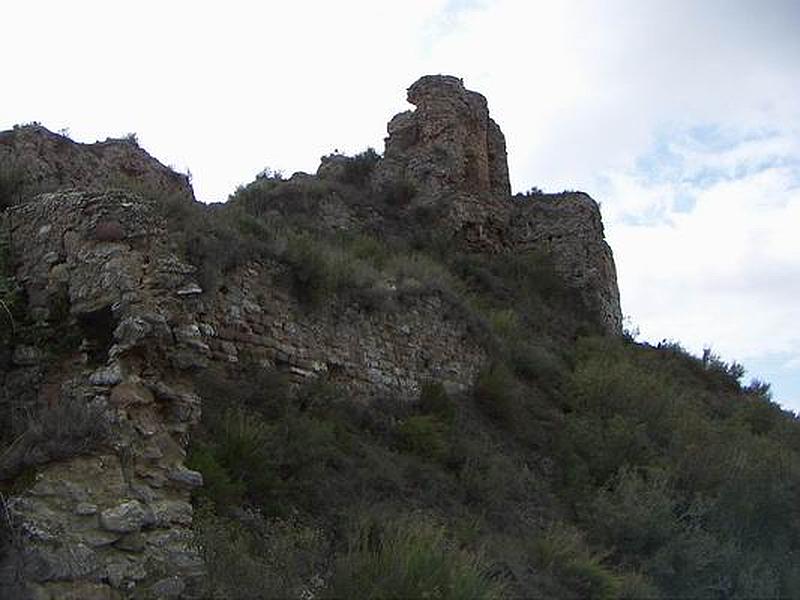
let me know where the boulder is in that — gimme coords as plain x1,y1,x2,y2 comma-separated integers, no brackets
99,501,154,534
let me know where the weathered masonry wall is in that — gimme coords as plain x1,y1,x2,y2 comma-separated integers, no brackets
199,262,486,397
3,191,206,599
510,192,623,334
1,190,486,598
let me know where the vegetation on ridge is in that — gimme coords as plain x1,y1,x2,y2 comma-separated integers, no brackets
165,153,800,598
1,143,798,598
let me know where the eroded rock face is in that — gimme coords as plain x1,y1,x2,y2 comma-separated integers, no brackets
0,125,194,206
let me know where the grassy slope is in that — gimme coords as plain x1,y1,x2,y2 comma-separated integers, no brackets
3,150,798,598
171,157,800,598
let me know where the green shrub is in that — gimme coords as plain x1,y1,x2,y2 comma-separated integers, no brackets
187,445,246,507
419,381,456,423
731,389,782,436
339,232,392,267
702,347,745,387
194,390,342,517
565,557,622,600
197,365,291,418
327,515,502,599
616,572,662,599
450,249,600,340
0,398,110,480
388,252,461,293
509,340,567,392
396,415,449,461
474,363,519,427
488,308,519,339
196,408,279,508
194,501,327,599
529,522,619,600
590,468,683,562
159,199,277,294
216,409,272,483
458,451,530,511
341,148,380,187
286,233,336,306
284,232,390,309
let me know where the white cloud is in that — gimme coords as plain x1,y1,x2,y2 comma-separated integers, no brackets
609,161,800,361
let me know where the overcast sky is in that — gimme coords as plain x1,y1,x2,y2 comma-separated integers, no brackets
3,0,799,412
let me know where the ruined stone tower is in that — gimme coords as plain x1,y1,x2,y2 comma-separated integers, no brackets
376,75,622,334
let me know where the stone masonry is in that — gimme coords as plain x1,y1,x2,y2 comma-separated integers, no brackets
2,191,206,599
1,189,486,598
377,74,510,201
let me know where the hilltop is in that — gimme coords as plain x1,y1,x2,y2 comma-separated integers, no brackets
0,76,798,599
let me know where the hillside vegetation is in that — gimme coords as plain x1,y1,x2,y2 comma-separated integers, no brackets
1,119,797,597
156,157,800,599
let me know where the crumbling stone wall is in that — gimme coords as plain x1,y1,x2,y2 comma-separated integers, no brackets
2,191,205,599
510,192,623,334
374,75,512,251
1,189,487,598
377,75,510,200
199,262,486,397
0,76,627,595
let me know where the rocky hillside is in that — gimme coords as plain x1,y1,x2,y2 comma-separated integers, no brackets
0,77,798,600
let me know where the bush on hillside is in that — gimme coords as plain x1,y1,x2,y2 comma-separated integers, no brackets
396,415,449,462
194,501,327,600
474,363,520,427
286,233,336,306
0,399,110,480
528,522,620,600
340,148,380,187
0,164,25,210
327,515,503,599
419,381,456,424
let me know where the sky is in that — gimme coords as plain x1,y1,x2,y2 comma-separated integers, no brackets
2,0,799,412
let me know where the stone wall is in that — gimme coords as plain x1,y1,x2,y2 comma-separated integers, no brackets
199,262,486,398
374,75,511,252
510,192,623,334
2,191,205,599
0,78,626,595
1,189,487,598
